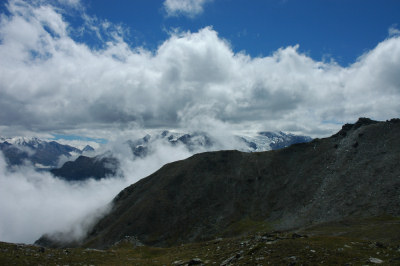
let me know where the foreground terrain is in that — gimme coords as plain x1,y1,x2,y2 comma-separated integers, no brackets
2,216,400,265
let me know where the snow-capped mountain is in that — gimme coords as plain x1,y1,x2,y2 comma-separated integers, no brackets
0,136,95,168
126,130,312,159
239,131,313,151
1,131,310,181
50,130,311,182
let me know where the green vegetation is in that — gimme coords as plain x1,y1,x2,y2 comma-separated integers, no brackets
2,216,400,265
300,215,400,242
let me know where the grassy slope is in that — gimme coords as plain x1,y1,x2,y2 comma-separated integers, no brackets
2,216,400,265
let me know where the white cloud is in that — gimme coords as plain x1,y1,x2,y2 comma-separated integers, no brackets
0,0,400,141
163,0,213,18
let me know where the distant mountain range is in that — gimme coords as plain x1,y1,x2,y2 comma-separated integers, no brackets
0,131,312,181
36,118,400,248
0,137,94,169
52,131,312,181
127,130,312,158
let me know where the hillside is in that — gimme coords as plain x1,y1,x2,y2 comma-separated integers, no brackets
37,118,400,249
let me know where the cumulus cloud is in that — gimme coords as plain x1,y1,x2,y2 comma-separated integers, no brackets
163,0,213,18
0,0,400,140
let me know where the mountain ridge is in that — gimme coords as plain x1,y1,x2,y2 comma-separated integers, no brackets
36,117,400,248
0,137,90,168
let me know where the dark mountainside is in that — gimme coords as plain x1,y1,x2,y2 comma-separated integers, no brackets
39,118,400,249
50,155,120,181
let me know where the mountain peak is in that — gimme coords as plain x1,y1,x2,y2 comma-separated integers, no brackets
82,145,95,152
3,136,43,146
334,117,380,137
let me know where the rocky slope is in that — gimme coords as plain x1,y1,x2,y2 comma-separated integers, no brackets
39,118,400,249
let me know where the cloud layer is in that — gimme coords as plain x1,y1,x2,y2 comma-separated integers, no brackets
0,0,400,139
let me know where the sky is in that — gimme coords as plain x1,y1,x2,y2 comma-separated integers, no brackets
0,0,400,140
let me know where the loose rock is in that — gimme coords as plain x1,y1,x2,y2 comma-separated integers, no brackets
369,257,383,264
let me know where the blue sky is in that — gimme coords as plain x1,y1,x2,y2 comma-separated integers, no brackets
51,134,107,143
0,0,400,139
73,0,400,66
